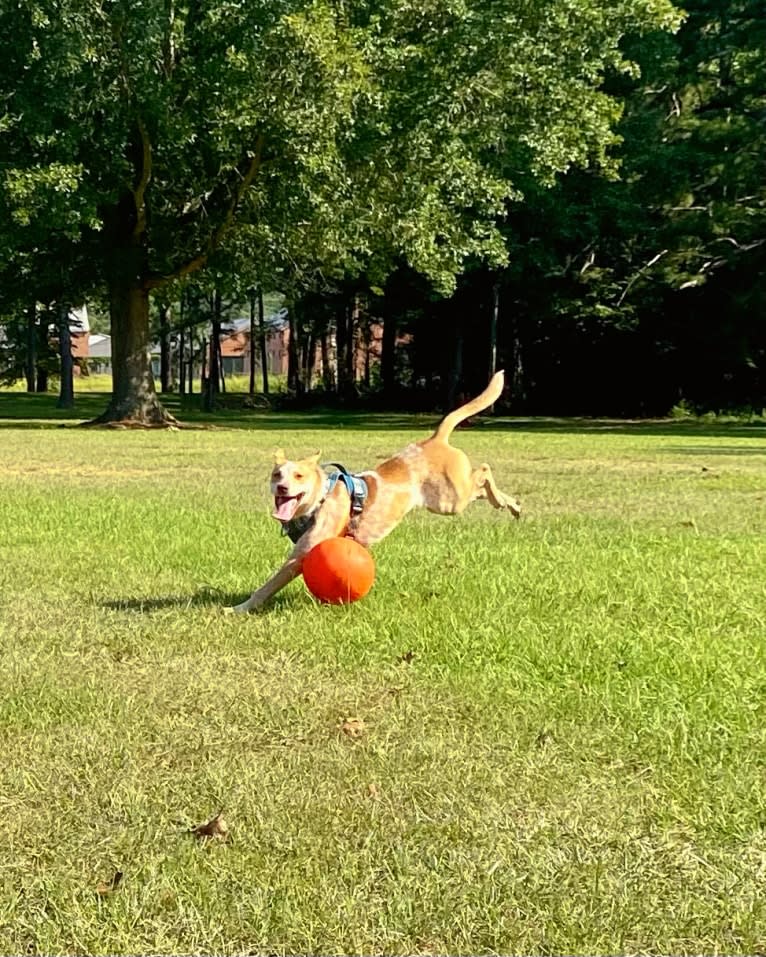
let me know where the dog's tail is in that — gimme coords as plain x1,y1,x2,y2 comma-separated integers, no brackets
431,370,505,443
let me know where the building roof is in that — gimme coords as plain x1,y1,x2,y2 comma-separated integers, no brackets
88,334,111,358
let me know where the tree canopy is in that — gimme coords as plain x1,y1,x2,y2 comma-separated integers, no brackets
0,0,687,422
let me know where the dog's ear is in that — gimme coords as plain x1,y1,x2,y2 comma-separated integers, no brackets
305,450,322,466
273,448,287,466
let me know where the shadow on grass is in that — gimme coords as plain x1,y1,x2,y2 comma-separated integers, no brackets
2,391,765,437
102,587,302,613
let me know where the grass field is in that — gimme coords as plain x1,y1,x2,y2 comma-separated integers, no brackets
3,372,286,394
1,390,765,954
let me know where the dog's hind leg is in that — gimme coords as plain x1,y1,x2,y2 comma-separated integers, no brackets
470,464,521,518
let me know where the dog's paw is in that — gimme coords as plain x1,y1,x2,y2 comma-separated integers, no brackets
224,602,251,615
225,597,267,614
506,497,522,519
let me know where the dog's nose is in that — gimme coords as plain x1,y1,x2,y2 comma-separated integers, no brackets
276,483,289,495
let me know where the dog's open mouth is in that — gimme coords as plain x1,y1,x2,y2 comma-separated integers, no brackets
273,493,304,522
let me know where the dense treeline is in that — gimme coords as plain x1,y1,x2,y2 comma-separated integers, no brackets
0,0,763,419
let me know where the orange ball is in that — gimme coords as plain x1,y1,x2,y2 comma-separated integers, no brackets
302,537,375,605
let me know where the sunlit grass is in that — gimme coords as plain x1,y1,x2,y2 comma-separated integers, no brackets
1,399,765,954
1,372,286,394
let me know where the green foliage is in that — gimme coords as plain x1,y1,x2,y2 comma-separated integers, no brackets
0,0,681,300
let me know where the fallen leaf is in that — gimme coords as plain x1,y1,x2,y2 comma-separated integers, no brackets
367,783,380,800
96,870,123,896
339,717,366,739
397,650,416,664
190,810,229,841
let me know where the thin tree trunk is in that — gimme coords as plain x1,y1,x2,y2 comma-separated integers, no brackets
200,336,207,394
287,299,301,394
509,311,524,410
187,333,194,395
57,302,75,409
218,331,226,394
258,287,269,395
304,333,315,392
204,292,222,411
381,306,397,398
489,281,499,380
179,327,186,395
363,323,371,390
159,302,171,393
446,309,463,412
36,309,49,392
488,280,499,412
336,294,356,398
248,291,256,394
25,301,37,392
348,294,358,388
320,331,334,392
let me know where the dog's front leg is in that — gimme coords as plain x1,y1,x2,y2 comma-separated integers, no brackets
228,555,303,613
227,495,351,614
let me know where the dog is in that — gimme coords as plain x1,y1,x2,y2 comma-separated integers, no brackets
229,371,520,613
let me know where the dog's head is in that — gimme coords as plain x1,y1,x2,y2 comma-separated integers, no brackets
270,448,325,523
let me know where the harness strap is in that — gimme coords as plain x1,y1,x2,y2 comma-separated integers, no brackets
324,463,368,515
281,464,368,543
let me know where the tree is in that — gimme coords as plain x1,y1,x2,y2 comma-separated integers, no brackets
487,0,766,414
0,0,680,423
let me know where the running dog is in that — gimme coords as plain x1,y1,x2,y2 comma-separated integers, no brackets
229,371,520,613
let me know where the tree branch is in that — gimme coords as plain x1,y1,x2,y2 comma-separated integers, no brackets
144,135,265,290
132,117,152,239
617,249,668,306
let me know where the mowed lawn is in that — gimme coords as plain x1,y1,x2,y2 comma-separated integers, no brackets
1,394,765,955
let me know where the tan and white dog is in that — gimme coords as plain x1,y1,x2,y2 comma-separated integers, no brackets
229,371,520,613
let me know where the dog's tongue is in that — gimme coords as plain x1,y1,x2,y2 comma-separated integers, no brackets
274,496,300,522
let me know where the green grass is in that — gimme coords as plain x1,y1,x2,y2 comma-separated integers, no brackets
2,373,286,394
1,395,765,955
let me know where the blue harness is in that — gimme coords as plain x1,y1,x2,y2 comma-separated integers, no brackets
281,463,368,544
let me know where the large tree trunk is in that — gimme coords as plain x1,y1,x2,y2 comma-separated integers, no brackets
25,301,37,393
56,303,75,409
92,173,176,425
94,278,173,424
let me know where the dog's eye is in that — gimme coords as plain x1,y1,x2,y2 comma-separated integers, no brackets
294,473,304,481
